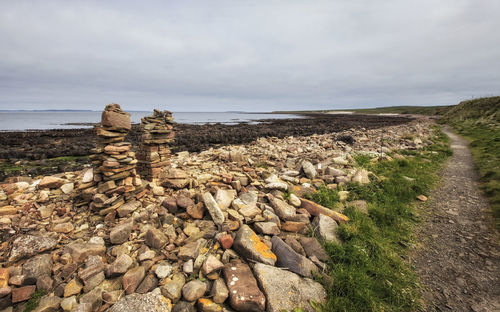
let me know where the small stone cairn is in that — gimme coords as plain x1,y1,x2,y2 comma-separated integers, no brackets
88,104,143,213
136,109,174,180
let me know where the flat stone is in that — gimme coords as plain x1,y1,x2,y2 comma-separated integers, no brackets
52,222,74,233
298,237,330,262
82,168,94,183
210,277,228,304
65,243,106,263
253,263,327,312
9,235,58,262
64,278,83,297
61,183,74,194
11,285,35,303
299,197,349,223
233,225,276,265
178,239,205,260
108,288,172,312
253,222,280,236
176,196,194,209
106,254,133,277
182,280,206,302
161,272,185,302
123,266,146,295
116,200,141,217
215,189,237,210
267,195,296,220
39,176,65,189
202,255,224,276
271,236,317,278
312,214,340,243
101,110,131,130
22,253,53,283
223,260,266,312
110,221,133,244
145,228,169,249
135,274,158,294
202,192,225,226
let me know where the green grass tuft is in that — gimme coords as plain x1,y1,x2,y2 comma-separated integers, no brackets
24,289,47,312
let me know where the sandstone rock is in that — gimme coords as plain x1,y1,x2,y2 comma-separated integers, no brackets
215,189,236,210
145,228,169,249
301,161,317,179
65,243,106,263
299,197,349,223
267,195,296,220
39,176,65,189
271,236,317,278
64,278,83,297
11,285,35,303
182,279,206,302
186,203,204,219
218,234,234,249
223,260,266,312
210,277,229,304
52,222,74,233
312,214,340,243
123,266,146,294
161,272,186,302
22,253,53,283
202,192,225,226
135,274,158,294
101,109,131,130
298,237,330,262
254,222,280,236
108,288,172,312
202,255,224,276
253,263,327,312
110,221,133,244
106,254,133,277
0,269,8,288
9,235,58,262
233,225,276,265
0,206,19,216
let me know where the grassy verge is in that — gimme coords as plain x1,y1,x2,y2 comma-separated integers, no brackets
306,127,451,311
0,155,89,178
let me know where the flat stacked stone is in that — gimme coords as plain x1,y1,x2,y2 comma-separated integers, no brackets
136,109,174,180
89,104,143,214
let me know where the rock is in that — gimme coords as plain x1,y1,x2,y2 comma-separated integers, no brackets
123,266,146,294
223,260,266,312
178,239,205,260
60,296,78,311
298,237,330,262
325,167,345,177
417,195,428,201
52,222,74,233
312,214,340,243
202,255,224,276
233,225,276,266
338,191,349,202
351,169,370,184
267,195,296,220
101,109,131,130
82,168,94,183
22,253,53,283
202,192,225,226
117,200,141,217
79,287,103,311
218,234,234,249
183,260,193,274
161,272,185,302
135,274,158,294
152,185,164,196
182,280,206,302
0,206,19,216
65,243,106,263
347,200,368,214
108,288,172,312
106,254,133,277
254,222,280,236
197,298,222,312
215,189,237,210
176,196,194,209
210,277,229,304
171,301,195,312
299,198,349,223
11,285,35,303
284,236,306,256
155,263,172,279
271,236,317,278
253,263,327,312
110,221,133,244
145,228,169,249
39,176,65,189
186,203,204,219
301,161,317,179
64,278,83,297
332,156,348,165
79,264,105,293
0,269,8,288
281,220,308,233
61,183,74,194
9,235,58,262
288,194,302,207
33,296,61,312
102,290,121,304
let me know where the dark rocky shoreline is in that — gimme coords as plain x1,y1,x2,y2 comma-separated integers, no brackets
0,113,412,181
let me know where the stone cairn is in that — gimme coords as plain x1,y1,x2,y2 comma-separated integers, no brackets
136,109,175,181
87,104,143,213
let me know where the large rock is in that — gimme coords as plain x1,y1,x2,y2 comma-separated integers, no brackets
214,189,236,210
299,198,349,223
9,235,58,262
101,109,131,131
298,237,330,262
223,260,266,311
312,214,340,243
267,195,296,221
271,236,317,278
22,254,53,284
65,243,106,263
202,192,225,226
253,263,327,312
301,161,317,179
110,221,133,244
233,225,276,265
108,288,172,312
39,176,65,189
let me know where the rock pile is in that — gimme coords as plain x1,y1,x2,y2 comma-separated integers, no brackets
137,110,175,181
87,104,143,213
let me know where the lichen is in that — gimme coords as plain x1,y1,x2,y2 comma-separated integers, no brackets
250,232,277,261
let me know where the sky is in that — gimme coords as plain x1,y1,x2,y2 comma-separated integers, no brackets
0,0,499,112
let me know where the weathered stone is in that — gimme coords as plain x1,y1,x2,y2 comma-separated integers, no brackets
176,196,194,209
253,263,327,312
123,266,146,294
65,243,106,263
233,225,276,265
102,290,121,304
218,234,233,249
79,287,103,311
313,214,340,242
0,206,19,216
186,203,204,219
178,239,205,260
110,221,133,244
215,189,237,210
155,263,172,279
22,254,53,283
351,169,370,184
61,182,74,194
298,237,330,262
9,235,58,262
271,236,317,278
135,274,158,294
0,269,8,288
64,278,83,297
254,222,280,236
145,228,169,249
202,192,225,226
39,176,65,189
117,200,141,217
60,296,78,311
288,193,302,207
108,288,172,312
52,222,74,233
32,295,61,312
301,161,317,179
182,280,206,302
223,260,266,312
325,167,346,177
210,278,228,304
11,285,35,303
82,168,94,183
101,109,131,130
171,301,195,312
347,200,368,214
299,197,349,223
161,272,185,302
197,298,222,312
267,195,296,220
202,255,224,276
281,220,308,233
284,236,306,256
106,254,133,277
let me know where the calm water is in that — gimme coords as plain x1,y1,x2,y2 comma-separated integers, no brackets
0,111,302,131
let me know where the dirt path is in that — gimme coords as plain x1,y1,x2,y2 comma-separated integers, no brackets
413,127,500,312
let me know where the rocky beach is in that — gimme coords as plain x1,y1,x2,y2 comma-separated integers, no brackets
0,104,435,312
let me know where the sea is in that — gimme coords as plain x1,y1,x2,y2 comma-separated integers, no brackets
0,111,303,131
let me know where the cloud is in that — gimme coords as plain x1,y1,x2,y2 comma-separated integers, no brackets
0,0,499,111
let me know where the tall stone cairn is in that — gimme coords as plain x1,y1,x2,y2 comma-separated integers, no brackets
136,109,175,180
88,104,143,214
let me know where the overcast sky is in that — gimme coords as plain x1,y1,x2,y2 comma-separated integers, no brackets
1,1,499,112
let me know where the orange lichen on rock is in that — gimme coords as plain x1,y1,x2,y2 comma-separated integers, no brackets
249,232,277,261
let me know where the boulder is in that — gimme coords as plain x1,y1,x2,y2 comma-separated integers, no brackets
223,260,266,311
9,235,58,262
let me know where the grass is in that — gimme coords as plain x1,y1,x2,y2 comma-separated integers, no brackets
306,127,451,312
0,155,89,177
24,289,47,312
